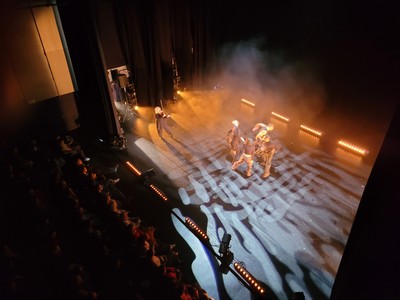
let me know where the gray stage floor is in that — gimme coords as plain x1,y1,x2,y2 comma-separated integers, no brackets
113,90,380,300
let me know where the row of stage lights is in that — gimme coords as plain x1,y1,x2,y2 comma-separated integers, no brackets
184,218,267,298
241,98,369,157
183,220,266,297
185,217,209,242
233,262,265,295
125,159,266,298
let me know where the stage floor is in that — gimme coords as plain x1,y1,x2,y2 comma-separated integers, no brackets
110,90,381,300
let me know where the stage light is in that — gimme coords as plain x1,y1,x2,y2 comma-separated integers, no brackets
219,233,231,255
233,262,265,296
134,105,139,111
299,124,323,137
125,161,142,176
338,140,369,156
149,184,168,201
271,111,290,122
184,217,209,242
218,233,234,274
241,98,255,107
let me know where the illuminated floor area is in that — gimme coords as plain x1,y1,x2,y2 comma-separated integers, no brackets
112,91,379,300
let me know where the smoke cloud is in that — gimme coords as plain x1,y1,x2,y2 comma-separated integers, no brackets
207,38,328,126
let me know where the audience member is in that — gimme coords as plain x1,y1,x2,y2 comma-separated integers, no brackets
56,135,90,163
1,129,213,300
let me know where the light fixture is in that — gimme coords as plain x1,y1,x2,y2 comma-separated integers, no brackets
185,217,209,242
149,184,168,201
299,124,323,137
219,233,234,274
219,233,231,255
233,262,265,296
241,98,255,107
125,161,142,176
271,111,290,122
338,140,369,156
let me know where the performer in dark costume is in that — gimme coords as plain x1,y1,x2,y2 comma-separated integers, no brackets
231,137,256,177
154,106,173,138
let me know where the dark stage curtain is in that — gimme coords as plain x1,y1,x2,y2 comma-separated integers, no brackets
111,0,216,107
57,0,121,139
95,0,125,69
188,1,216,91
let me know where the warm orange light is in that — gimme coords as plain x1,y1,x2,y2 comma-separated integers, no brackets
338,140,369,156
300,124,323,137
125,161,142,176
149,184,168,201
241,98,255,107
185,217,209,241
271,111,289,122
233,262,265,295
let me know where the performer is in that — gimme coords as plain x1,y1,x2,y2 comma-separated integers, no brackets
154,106,173,138
252,122,274,139
253,122,274,164
231,137,256,177
258,134,276,179
226,120,241,162
111,80,123,102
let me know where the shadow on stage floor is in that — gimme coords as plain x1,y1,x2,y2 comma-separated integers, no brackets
108,90,387,300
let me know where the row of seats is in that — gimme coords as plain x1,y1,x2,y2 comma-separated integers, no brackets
0,130,213,300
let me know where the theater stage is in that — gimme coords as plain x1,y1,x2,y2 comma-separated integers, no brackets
108,90,382,300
